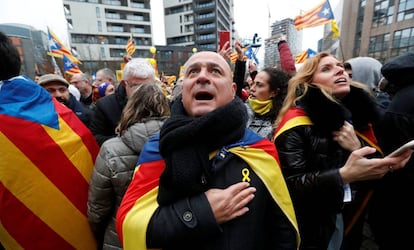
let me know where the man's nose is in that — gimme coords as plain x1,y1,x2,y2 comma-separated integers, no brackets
196,68,210,84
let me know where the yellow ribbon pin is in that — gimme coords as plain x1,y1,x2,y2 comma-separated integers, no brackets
242,168,251,182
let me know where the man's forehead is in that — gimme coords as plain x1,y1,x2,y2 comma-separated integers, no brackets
186,52,230,70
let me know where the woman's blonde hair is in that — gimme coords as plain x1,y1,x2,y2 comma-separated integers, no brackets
274,51,372,128
116,83,170,135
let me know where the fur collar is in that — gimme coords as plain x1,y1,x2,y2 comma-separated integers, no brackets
299,85,380,135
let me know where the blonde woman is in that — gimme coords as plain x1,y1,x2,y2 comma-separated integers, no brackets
273,51,411,250
87,83,170,249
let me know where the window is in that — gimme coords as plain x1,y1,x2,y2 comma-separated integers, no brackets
397,0,414,21
372,0,395,27
96,7,100,18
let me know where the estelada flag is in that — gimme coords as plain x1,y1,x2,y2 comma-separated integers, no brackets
63,54,82,75
0,76,99,249
48,27,81,65
294,0,334,30
116,131,300,249
295,48,317,64
126,33,136,56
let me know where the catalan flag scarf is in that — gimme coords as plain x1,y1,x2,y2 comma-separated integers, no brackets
117,132,300,249
0,76,99,249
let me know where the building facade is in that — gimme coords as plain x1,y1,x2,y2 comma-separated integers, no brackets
264,18,302,68
163,0,234,51
339,0,414,62
63,0,154,73
0,24,52,79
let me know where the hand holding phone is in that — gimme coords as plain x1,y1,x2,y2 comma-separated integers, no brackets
387,140,414,157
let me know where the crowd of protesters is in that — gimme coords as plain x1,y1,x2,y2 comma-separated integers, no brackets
1,30,413,250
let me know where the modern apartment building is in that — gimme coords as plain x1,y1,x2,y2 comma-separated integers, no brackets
338,0,414,62
163,0,234,51
63,0,154,72
264,18,302,68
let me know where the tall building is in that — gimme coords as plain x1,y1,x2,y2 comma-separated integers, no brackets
0,23,52,78
339,0,414,62
163,0,234,51
63,0,154,73
264,18,302,68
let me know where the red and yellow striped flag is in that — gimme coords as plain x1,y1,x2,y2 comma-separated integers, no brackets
0,76,99,249
126,33,136,56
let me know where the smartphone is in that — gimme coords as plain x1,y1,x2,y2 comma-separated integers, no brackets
387,140,414,157
219,30,230,50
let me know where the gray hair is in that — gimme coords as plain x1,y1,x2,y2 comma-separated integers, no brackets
123,58,155,81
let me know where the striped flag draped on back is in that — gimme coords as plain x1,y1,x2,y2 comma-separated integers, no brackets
0,76,99,249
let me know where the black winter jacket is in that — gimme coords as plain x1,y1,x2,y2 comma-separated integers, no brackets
90,84,127,146
274,86,381,250
147,151,297,250
369,84,414,249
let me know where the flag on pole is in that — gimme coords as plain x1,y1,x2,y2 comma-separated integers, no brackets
295,48,317,64
0,76,98,249
294,0,334,30
47,27,81,64
51,56,63,76
126,33,136,56
63,54,82,75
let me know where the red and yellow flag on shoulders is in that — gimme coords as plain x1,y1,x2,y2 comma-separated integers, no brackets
273,107,381,153
0,76,99,249
117,131,300,249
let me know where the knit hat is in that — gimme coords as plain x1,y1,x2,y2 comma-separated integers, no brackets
381,51,414,88
37,74,69,88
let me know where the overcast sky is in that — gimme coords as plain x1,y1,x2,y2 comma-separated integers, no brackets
0,0,339,63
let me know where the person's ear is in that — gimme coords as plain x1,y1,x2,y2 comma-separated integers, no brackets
270,88,280,98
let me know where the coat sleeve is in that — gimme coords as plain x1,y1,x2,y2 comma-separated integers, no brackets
87,144,116,243
278,40,296,75
89,100,115,146
233,59,247,98
275,126,345,214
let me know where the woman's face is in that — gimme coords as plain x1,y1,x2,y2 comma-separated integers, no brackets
250,71,275,101
312,56,351,99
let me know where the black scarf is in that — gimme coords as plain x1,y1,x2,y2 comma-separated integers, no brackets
158,96,247,205
299,85,380,135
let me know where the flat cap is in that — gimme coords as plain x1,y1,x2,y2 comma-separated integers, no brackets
38,74,69,88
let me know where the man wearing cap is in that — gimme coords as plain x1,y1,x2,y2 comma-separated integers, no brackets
38,74,93,127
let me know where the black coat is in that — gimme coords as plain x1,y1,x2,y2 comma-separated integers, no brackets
369,84,414,249
89,84,127,146
147,152,297,250
274,86,381,250
66,93,93,128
